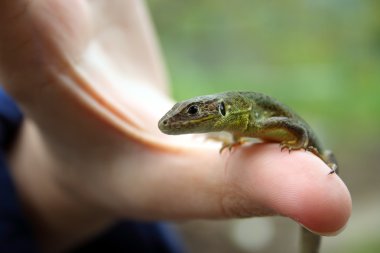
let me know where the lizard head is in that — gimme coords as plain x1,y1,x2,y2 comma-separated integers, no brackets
158,92,251,135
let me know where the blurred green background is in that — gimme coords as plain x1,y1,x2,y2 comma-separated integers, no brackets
147,1,380,253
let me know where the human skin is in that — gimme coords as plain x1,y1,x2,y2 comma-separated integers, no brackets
0,1,351,253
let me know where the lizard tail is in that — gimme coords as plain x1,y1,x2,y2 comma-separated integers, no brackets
301,227,321,253
300,149,339,253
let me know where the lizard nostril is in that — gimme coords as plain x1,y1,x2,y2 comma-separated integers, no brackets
162,120,168,125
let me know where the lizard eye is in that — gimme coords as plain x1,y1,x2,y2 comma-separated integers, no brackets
219,101,226,116
187,105,199,115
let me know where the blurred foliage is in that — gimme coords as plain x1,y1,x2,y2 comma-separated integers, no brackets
147,0,380,141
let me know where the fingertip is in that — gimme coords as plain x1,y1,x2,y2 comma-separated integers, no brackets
295,171,352,235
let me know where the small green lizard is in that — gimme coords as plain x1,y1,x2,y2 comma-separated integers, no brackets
158,91,338,253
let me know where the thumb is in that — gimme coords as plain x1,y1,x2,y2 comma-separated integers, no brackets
223,144,351,234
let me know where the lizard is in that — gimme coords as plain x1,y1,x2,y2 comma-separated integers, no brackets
158,91,338,253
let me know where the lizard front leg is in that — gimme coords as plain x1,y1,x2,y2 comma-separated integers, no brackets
219,134,245,153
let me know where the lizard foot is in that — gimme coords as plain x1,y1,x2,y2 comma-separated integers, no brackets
328,163,337,175
306,146,320,156
322,150,339,175
219,141,243,154
280,140,301,153
306,147,338,175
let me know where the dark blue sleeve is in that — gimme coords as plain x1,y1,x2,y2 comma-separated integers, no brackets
0,87,186,253
0,87,23,149
70,221,186,253
0,87,39,253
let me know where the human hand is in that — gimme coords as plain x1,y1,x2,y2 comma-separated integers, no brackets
0,0,351,251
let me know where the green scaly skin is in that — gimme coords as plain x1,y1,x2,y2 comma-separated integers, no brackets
158,91,338,253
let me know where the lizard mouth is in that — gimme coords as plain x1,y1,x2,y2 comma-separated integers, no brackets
158,114,217,134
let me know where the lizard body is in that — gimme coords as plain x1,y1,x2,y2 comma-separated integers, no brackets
158,91,338,253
